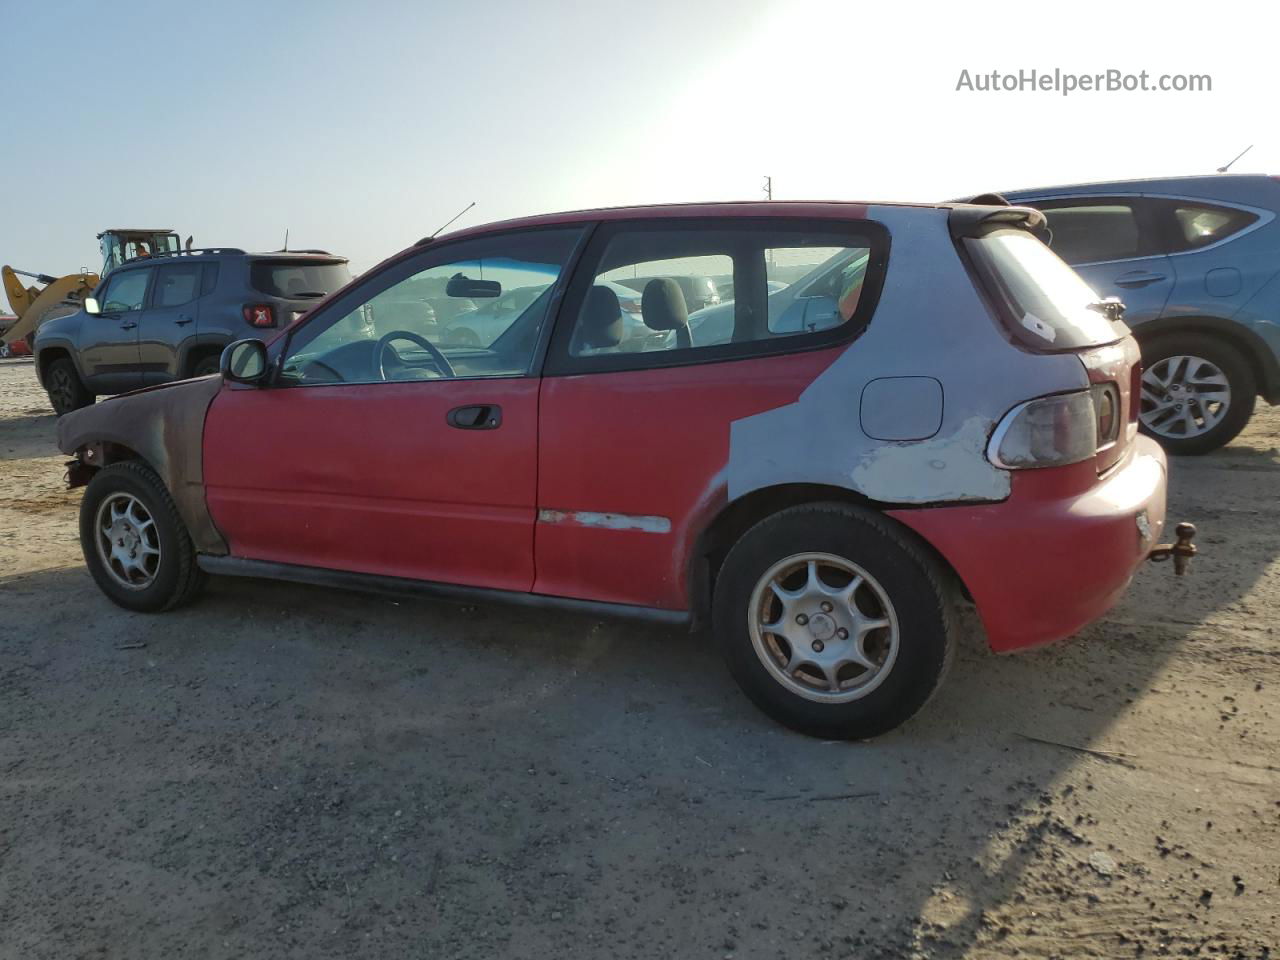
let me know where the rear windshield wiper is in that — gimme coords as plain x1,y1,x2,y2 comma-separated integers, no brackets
290,291,328,299
1087,297,1126,322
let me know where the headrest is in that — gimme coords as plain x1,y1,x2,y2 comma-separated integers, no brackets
641,278,689,331
579,285,624,348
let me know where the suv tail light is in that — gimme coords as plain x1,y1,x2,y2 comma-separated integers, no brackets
989,391,1098,469
244,304,276,328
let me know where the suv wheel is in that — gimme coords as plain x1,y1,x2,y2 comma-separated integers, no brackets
191,354,221,378
1139,333,1256,455
79,461,206,612
45,357,94,416
712,503,956,739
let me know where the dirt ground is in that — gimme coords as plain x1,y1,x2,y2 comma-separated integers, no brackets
0,357,1276,960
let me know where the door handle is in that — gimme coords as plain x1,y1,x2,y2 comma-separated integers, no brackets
1114,271,1167,288
120,320,137,330
447,404,502,429
175,315,193,325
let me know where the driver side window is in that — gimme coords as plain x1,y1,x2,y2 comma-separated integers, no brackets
280,228,583,385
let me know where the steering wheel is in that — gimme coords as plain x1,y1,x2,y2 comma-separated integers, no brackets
374,330,455,380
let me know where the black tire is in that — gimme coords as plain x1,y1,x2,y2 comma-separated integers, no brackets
79,461,206,612
45,357,94,416
191,354,221,378
712,503,956,739
1138,333,1256,456
450,327,481,347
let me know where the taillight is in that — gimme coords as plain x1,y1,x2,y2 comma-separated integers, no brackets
621,299,643,315
1129,362,1143,423
989,391,1098,469
1091,382,1121,445
244,304,276,328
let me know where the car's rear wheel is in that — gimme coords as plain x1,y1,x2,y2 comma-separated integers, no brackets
449,327,480,347
1138,333,1255,455
79,461,206,612
45,357,94,416
191,354,221,378
713,503,955,739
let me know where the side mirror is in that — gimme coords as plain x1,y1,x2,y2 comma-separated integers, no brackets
84,297,101,316
446,274,501,299
220,339,269,384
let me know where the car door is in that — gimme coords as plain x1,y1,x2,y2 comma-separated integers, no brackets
201,227,585,591
138,261,204,383
535,218,886,611
80,266,152,393
1021,196,1174,330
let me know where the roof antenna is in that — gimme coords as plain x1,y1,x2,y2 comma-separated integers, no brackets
282,228,289,252
429,201,476,239
1217,144,1253,173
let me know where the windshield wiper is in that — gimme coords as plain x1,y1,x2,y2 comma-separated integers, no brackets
290,291,328,299
1087,297,1126,322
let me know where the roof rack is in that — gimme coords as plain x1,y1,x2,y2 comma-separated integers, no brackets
120,247,246,266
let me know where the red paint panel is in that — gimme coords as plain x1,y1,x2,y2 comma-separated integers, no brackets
204,379,540,591
889,435,1167,652
535,347,845,609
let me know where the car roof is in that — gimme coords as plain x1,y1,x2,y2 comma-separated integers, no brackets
433,199,945,244
1000,173,1277,199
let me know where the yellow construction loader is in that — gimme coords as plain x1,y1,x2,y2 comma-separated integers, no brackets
2,228,184,353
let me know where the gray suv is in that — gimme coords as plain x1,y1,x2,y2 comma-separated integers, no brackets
34,248,351,414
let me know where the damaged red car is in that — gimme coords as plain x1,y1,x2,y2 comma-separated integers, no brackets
57,201,1193,738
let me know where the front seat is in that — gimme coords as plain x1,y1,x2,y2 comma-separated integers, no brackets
641,278,693,349
571,285,626,355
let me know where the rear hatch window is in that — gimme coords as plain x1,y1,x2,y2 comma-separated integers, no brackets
250,259,351,300
964,227,1127,351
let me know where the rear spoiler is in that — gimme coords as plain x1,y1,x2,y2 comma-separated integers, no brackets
946,197,1048,239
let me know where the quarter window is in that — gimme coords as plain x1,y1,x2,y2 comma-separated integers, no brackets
560,221,883,367
100,269,151,313
280,228,583,385
1169,203,1257,251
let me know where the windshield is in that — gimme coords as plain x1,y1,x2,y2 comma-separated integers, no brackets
250,260,352,299
965,228,1126,350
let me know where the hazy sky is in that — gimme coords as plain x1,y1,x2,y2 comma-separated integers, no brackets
2,0,1275,276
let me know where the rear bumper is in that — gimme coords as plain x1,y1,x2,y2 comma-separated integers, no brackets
888,435,1168,652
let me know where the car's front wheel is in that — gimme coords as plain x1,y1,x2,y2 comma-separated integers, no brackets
1138,333,1256,455
191,354,221,378
79,461,206,612
713,503,955,739
45,357,94,416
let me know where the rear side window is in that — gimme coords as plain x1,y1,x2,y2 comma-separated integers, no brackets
154,263,202,307
1034,202,1143,264
553,219,887,371
1169,202,1257,251
965,227,1125,351
250,260,351,299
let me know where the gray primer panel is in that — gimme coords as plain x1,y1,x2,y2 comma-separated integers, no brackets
727,206,1089,505
860,376,943,441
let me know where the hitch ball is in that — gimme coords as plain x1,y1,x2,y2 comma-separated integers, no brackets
1149,521,1198,575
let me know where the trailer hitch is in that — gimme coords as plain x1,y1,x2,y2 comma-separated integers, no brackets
1148,522,1198,575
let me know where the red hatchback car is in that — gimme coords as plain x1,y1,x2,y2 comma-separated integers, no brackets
57,201,1185,738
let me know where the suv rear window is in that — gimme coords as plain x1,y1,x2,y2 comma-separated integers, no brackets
965,227,1126,351
250,260,351,299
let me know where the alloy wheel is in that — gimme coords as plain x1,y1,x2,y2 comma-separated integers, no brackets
94,493,162,590
748,552,900,704
1140,354,1231,439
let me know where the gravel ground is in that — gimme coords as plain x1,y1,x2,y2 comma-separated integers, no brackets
1,357,1277,959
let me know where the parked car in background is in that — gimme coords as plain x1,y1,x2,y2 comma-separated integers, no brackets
54,199,1184,740
33,248,351,414
998,175,1280,454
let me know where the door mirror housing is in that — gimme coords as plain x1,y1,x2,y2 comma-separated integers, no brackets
84,297,101,316
220,339,270,384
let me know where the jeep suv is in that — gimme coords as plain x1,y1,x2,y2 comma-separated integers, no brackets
998,175,1280,454
33,248,351,414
